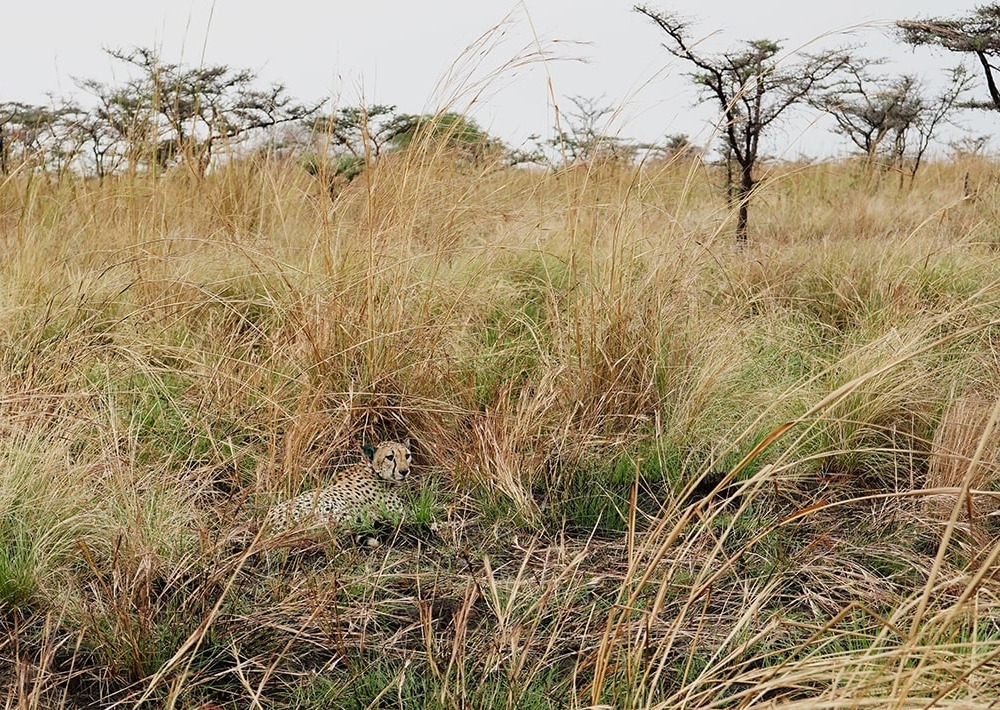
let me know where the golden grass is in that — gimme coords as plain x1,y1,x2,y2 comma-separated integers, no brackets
1,145,1000,707
925,392,1000,542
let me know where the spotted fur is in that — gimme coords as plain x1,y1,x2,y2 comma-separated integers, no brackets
265,439,413,532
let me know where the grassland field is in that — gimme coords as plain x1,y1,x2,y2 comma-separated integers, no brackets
2,145,1000,707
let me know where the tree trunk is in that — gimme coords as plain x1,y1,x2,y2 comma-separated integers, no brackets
723,145,736,206
736,162,753,246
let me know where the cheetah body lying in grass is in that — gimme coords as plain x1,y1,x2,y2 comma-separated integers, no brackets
265,439,413,535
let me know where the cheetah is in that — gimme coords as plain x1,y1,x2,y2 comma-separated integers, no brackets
265,439,413,534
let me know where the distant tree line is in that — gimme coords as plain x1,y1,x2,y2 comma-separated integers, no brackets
6,2,1000,244
2,47,319,180
0,46,533,186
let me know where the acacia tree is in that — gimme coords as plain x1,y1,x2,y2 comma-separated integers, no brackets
899,67,973,179
551,95,637,164
0,102,49,174
311,104,416,161
78,47,320,177
76,73,160,174
71,105,126,180
812,58,971,178
635,6,849,244
300,105,417,194
661,133,702,161
811,58,922,162
38,103,88,177
0,102,85,176
898,5,1000,113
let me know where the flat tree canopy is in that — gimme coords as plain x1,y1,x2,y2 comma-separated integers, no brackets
898,5,1000,111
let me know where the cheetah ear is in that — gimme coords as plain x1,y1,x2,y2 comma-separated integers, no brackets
402,437,411,450
362,443,376,461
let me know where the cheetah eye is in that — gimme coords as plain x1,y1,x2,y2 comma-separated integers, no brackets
385,454,394,461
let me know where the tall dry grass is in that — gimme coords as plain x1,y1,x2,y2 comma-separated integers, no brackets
1,142,1000,707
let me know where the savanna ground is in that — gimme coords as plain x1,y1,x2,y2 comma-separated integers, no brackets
2,142,1000,708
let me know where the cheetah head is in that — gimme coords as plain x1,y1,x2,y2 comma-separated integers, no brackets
363,439,412,482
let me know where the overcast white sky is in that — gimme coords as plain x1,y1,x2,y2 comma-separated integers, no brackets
2,1,991,157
